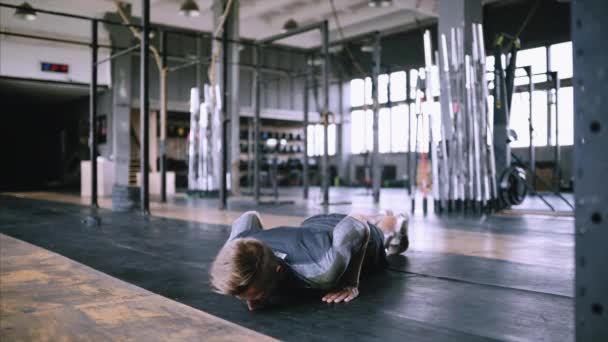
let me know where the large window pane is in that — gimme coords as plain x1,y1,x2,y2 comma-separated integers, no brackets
364,109,373,151
351,110,364,154
510,92,531,148
364,77,372,105
350,79,364,107
391,105,408,152
378,74,389,104
516,47,547,85
550,41,572,79
379,108,391,153
327,124,336,156
509,90,548,147
314,124,324,156
307,125,315,156
532,91,549,146
390,71,407,101
350,110,373,153
557,87,573,146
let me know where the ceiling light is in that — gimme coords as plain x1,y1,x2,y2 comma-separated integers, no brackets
368,0,393,8
14,2,37,21
307,58,323,66
361,43,374,53
282,19,298,31
328,45,343,54
179,0,200,17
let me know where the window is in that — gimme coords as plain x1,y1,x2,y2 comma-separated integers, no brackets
378,74,389,104
379,108,391,153
556,87,573,146
550,41,573,79
390,71,407,102
516,46,547,85
390,105,409,152
350,79,365,107
307,124,336,156
509,91,548,147
350,110,373,154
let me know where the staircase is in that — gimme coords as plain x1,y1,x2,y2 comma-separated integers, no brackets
129,123,141,186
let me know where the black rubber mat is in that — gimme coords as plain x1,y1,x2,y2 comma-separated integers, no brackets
0,196,573,342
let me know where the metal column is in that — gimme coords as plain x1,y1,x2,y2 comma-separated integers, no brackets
551,71,561,192
525,66,536,190
407,69,412,196
160,30,167,203
90,19,98,209
321,20,330,206
303,56,310,199
253,46,261,201
371,32,381,204
573,0,608,340
220,14,229,209
140,0,150,215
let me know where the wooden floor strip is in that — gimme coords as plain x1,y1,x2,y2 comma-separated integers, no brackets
0,234,277,342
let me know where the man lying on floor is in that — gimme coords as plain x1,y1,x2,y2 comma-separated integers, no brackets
210,211,409,311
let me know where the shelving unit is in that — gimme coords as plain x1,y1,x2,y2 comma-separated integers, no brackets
239,117,306,188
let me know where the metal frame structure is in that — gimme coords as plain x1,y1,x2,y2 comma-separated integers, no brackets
2,1,319,213
253,20,330,206
0,2,150,214
572,0,608,340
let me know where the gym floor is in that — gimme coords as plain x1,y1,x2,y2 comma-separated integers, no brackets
0,189,574,341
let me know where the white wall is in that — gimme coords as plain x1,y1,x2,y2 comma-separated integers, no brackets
0,2,111,84
0,36,111,85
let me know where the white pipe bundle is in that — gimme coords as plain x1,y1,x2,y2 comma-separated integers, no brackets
422,23,498,212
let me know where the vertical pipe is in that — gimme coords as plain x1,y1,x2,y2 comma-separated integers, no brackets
553,72,561,192
254,45,261,201
90,19,98,209
160,30,167,203
406,69,412,196
371,32,381,204
321,20,330,206
220,12,229,210
303,55,310,199
247,118,253,190
527,66,536,190
337,74,344,186
140,0,150,214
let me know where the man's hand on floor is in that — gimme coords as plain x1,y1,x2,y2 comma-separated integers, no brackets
322,286,359,303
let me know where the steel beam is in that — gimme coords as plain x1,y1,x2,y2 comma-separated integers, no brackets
160,30,167,203
573,1,608,340
90,19,98,209
140,0,150,215
220,11,229,209
259,22,323,45
303,55,310,200
96,44,140,66
253,46,261,201
321,20,330,206
371,32,381,204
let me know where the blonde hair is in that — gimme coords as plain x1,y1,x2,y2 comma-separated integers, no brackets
210,238,276,295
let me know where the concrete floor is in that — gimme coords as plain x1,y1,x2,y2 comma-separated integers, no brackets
0,188,575,341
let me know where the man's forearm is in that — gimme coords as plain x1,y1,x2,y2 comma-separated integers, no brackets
339,218,370,287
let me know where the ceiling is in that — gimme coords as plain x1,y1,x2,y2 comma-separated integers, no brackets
0,0,443,47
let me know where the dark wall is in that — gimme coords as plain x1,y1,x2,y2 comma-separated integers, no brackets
0,93,89,191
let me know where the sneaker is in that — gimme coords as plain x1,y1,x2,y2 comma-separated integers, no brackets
386,213,409,255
